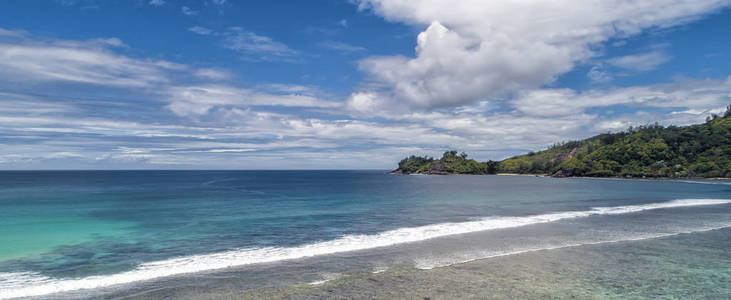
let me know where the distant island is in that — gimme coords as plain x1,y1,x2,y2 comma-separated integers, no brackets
392,106,731,178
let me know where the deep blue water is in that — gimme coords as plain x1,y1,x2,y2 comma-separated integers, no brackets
1,171,730,298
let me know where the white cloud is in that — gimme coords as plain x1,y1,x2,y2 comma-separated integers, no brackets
188,26,300,62
181,6,198,15
0,93,78,114
512,76,731,119
149,0,164,7
194,68,231,80
206,148,256,153
594,119,632,131
587,64,613,83
351,0,730,111
44,152,84,159
223,27,300,61
163,84,342,116
189,26,213,35
319,40,366,53
259,84,320,94
609,51,671,71
3,74,729,169
89,37,126,47
347,91,406,117
1,19,729,169
0,28,25,37
0,38,182,87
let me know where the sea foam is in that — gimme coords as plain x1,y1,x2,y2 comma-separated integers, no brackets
1,198,729,299
412,223,731,270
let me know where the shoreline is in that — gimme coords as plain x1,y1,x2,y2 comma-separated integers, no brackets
391,171,731,181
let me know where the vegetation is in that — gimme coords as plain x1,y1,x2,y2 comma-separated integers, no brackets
395,106,731,178
393,151,498,175
500,106,731,178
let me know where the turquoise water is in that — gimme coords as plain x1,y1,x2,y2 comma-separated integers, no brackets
0,171,730,298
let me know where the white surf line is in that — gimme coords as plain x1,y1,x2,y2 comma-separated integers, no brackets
674,180,731,185
557,176,731,185
1,198,730,299
307,273,342,285
414,223,731,270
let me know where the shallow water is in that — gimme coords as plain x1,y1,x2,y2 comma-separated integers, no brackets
257,226,731,300
0,171,729,299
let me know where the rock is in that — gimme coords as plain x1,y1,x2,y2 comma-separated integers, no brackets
552,168,574,177
426,161,454,175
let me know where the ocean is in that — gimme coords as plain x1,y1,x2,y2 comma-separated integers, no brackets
0,171,730,299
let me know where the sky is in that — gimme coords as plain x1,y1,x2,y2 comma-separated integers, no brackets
0,0,730,169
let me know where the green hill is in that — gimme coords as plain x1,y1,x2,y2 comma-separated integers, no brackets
393,106,731,178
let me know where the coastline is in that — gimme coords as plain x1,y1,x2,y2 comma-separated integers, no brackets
392,171,731,181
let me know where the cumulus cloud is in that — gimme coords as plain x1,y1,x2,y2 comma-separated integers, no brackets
2,12,730,169
350,0,730,111
347,92,383,115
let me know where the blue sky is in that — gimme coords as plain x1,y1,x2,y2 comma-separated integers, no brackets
0,0,730,169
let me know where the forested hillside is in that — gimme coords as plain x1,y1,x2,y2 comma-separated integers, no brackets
499,106,731,178
394,106,731,178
